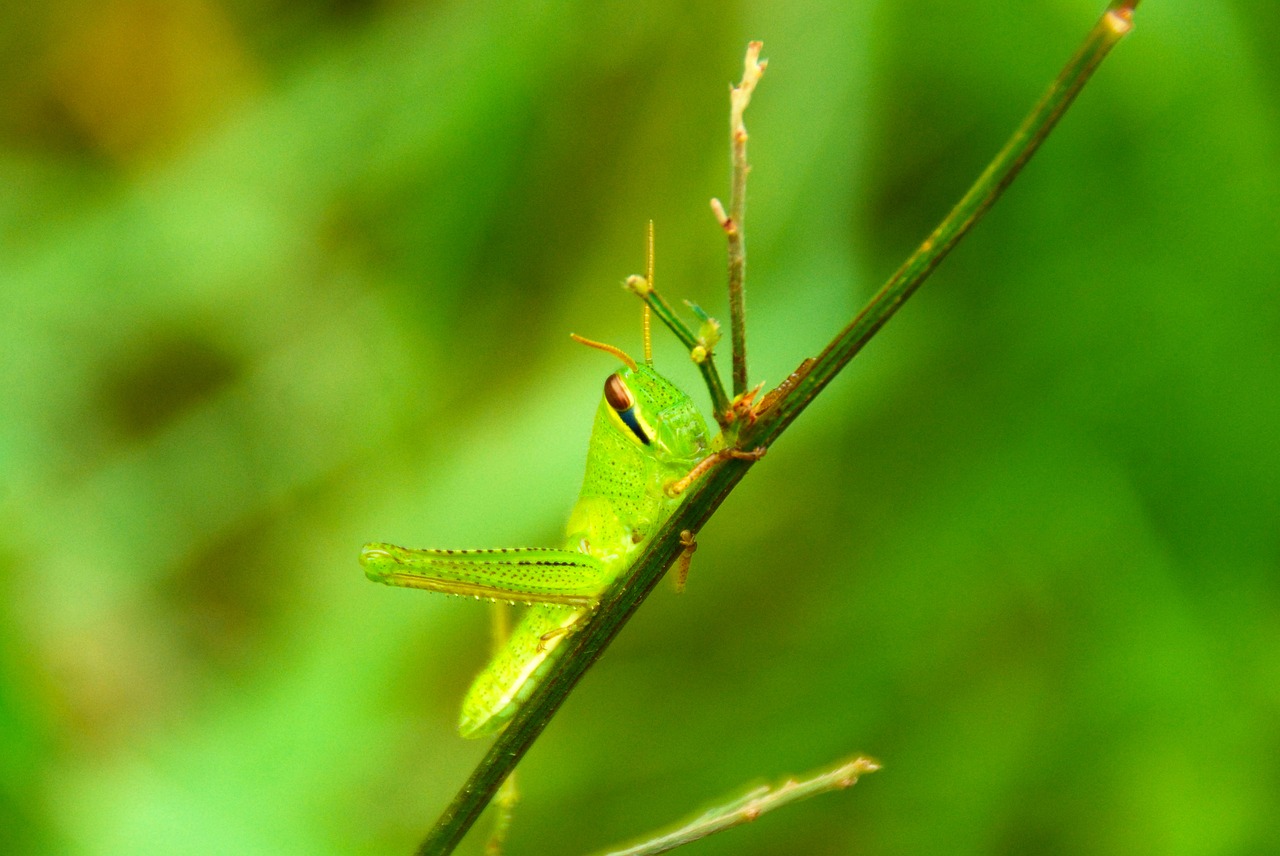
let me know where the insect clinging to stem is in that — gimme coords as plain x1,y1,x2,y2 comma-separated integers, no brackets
360,226,763,738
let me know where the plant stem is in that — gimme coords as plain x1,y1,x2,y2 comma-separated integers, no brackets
413,5,1136,854
592,755,880,856
719,41,766,398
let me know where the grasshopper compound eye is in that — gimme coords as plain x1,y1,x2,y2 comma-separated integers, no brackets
604,374,652,445
604,374,634,411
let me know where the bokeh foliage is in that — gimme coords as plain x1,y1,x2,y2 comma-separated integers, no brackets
2,1,1277,854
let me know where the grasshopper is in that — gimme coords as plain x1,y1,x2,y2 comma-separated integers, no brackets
361,240,759,738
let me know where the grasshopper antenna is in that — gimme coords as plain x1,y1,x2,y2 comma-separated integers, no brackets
570,333,639,371
643,221,654,366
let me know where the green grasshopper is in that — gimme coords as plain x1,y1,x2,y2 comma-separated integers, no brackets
361,244,757,738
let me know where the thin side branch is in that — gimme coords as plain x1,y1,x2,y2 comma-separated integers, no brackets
625,275,733,424
713,40,767,399
414,6,1136,853
593,756,881,856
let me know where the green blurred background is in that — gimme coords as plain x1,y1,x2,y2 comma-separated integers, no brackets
3,1,1277,853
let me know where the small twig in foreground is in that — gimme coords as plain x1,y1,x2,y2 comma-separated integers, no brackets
593,756,881,856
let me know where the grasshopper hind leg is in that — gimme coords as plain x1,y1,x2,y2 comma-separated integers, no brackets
459,604,588,738
360,543,606,607
361,541,610,738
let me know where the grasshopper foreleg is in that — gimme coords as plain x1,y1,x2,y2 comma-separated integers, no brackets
664,446,766,497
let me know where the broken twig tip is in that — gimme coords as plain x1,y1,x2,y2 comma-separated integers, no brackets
1104,6,1134,34
624,273,652,297
852,757,883,775
710,197,728,225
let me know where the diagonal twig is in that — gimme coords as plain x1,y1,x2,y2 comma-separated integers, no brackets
412,5,1138,853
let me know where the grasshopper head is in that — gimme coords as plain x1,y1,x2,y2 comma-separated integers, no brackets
601,364,709,462
571,332,710,462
